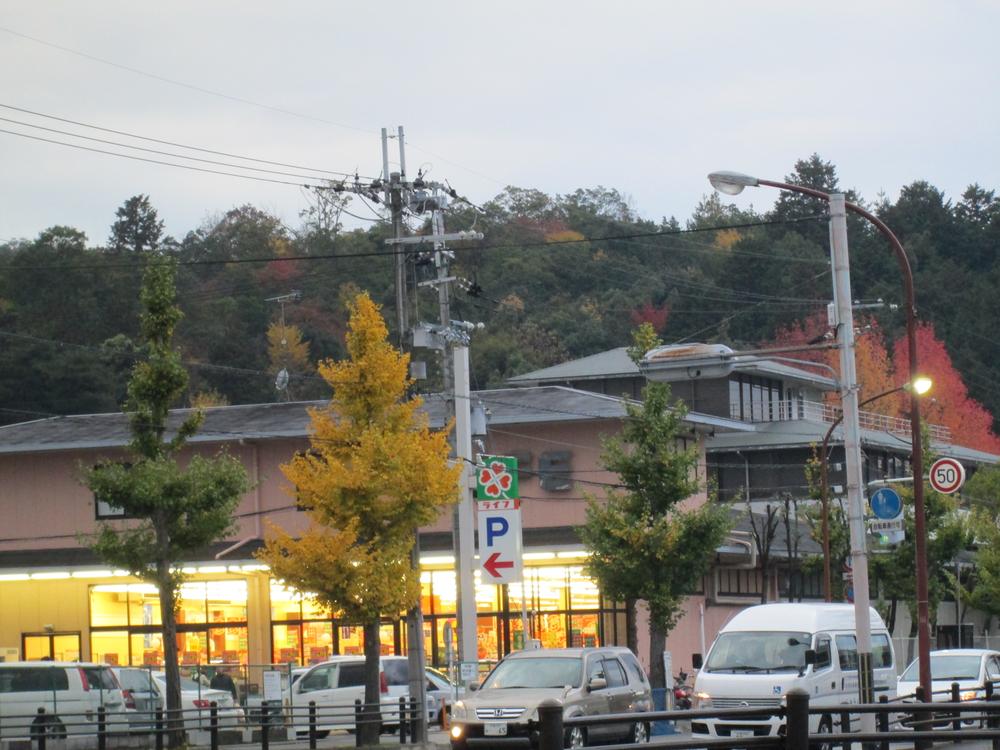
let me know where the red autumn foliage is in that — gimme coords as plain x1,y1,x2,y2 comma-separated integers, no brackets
893,322,1000,453
629,302,671,333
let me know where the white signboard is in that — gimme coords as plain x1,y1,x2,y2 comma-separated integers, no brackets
477,499,524,584
262,670,284,702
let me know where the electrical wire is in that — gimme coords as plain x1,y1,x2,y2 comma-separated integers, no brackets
0,26,374,136
0,215,828,272
0,104,373,179
0,127,324,189
0,115,354,183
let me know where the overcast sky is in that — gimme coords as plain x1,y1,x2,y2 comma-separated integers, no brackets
2,1,998,246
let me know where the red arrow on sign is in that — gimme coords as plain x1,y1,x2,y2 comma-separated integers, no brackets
483,552,515,579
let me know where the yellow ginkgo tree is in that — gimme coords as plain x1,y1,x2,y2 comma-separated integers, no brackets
257,292,459,744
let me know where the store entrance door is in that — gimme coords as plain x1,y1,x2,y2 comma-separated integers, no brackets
23,632,82,661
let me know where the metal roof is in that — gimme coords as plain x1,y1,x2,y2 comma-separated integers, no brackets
508,346,837,390
0,386,745,456
707,418,1000,465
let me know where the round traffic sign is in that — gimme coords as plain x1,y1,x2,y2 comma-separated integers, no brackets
928,457,966,494
870,487,903,519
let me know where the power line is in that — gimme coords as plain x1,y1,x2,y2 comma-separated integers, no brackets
0,114,356,183
0,103,374,179
0,26,374,136
0,127,325,189
0,215,827,272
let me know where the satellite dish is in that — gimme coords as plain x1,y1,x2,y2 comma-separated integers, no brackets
275,368,289,391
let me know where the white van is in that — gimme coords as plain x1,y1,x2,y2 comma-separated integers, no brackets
0,662,127,739
690,603,896,740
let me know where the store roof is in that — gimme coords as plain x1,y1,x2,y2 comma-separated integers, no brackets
707,418,999,465
507,346,837,390
0,386,749,456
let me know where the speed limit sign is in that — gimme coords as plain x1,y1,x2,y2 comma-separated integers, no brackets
928,457,966,494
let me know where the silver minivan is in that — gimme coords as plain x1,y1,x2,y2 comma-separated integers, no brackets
0,662,127,739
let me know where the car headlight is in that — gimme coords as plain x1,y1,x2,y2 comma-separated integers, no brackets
962,690,979,702
452,700,467,721
694,692,712,709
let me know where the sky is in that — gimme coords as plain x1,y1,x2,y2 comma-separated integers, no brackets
2,1,999,246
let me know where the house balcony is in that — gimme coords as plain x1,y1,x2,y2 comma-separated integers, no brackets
731,399,952,444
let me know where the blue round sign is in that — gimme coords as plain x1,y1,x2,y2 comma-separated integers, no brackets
870,487,903,520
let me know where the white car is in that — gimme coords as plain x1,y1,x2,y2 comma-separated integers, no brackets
0,662,127,739
897,648,1000,726
114,668,243,730
425,667,457,724
286,655,437,736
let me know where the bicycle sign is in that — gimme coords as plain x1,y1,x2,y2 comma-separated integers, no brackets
928,457,965,495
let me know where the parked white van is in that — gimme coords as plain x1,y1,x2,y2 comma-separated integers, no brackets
690,603,896,741
0,662,127,739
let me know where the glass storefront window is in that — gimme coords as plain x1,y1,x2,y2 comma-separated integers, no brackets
567,568,599,610
569,614,599,648
206,580,249,623
91,631,129,666
90,588,129,627
133,632,164,666
301,596,328,621
91,581,249,666
429,571,456,615
272,623,302,664
178,582,208,624
270,583,303,621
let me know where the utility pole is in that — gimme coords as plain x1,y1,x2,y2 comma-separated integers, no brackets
830,193,874,733
380,134,483,729
381,126,433,742
382,127,409,346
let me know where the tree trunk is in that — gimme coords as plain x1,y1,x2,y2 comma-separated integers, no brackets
158,563,184,749
360,620,382,746
625,598,638,655
647,615,668,691
887,598,897,634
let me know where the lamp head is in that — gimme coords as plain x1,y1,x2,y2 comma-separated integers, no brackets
708,171,760,196
910,376,932,396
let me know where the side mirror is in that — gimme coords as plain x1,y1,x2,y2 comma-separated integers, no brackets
588,677,607,692
692,654,703,670
468,681,480,692
804,650,817,666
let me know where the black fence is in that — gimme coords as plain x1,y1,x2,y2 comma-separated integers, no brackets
2,696,434,749
523,685,1000,750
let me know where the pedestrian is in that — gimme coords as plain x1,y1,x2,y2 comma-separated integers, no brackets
210,667,239,702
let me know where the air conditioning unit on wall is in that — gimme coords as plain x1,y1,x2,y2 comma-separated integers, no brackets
0,647,19,662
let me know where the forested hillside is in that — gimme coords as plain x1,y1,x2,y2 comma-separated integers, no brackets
2,155,998,446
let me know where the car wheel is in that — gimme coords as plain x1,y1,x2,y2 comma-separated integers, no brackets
450,739,468,750
816,716,833,750
630,721,650,744
564,725,586,749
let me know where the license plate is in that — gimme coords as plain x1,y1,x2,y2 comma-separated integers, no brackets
484,722,508,736
731,729,754,738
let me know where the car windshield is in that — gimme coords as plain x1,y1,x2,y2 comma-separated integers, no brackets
704,632,812,673
900,654,982,682
118,670,158,691
481,657,582,689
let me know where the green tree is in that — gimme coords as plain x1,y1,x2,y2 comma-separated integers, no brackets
581,382,730,689
963,467,1000,623
109,194,165,253
256,292,459,745
83,258,250,746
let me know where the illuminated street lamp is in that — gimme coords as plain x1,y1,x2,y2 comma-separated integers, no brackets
819,376,933,602
707,170,932,707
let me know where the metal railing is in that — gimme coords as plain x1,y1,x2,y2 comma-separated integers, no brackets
731,398,952,443
528,686,1000,750
4,695,433,749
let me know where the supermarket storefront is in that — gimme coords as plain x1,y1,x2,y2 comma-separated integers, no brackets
2,557,626,667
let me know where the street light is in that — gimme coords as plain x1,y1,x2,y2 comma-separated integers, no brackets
819,376,932,602
709,170,932,708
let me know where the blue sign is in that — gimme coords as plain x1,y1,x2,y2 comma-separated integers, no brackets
870,487,903,520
